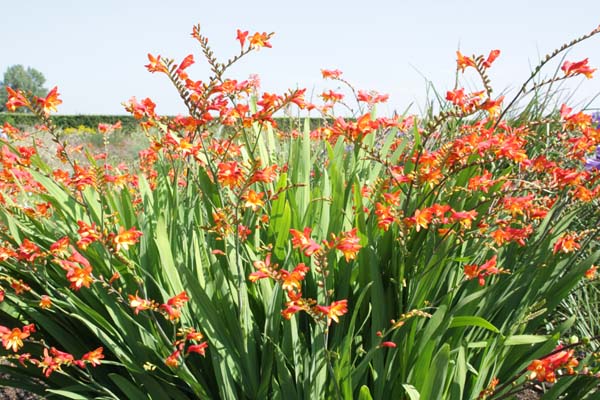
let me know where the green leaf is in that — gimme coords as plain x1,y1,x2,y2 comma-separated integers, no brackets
420,343,450,400
358,385,374,400
504,335,549,345
402,384,421,400
449,316,500,333
109,373,150,400
45,390,90,400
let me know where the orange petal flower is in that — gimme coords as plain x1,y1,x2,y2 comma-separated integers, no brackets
113,226,143,251
145,53,168,73
315,299,348,326
82,347,104,367
280,263,309,294
249,32,272,49
1,327,31,352
289,227,322,256
553,232,581,254
36,86,62,116
334,228,362,262
165,350,180,367
128,292,153,314
456,51,476,72
5,87,30,112
321,69,343,79
39,295,52,309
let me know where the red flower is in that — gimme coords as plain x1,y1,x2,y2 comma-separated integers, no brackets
527,346,579,383
187,342,208,356
464,255,506,286
483,50,500,68
561,58,596,78
236,29,249,47
167,291,189,308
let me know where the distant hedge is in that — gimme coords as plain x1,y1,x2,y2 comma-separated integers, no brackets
0,113,331,132
0,114,139,131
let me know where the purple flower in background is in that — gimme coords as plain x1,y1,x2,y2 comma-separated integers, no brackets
584,145,600,171
592,111,600,129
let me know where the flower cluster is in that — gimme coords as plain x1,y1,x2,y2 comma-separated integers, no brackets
527,346,579,383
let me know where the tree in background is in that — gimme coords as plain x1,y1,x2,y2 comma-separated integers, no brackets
0,65,48,112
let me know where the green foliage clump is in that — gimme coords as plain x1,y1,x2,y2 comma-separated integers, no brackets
1,24,600,400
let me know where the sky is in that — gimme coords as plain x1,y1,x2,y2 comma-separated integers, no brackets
2,1,600,116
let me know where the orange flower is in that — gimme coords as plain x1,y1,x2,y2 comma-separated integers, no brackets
527,347,579,383
585,265,597,280
289,227,322,256
145,53,168,73
82,347,104,367
5,87,30,112
242,189,265,211
410,207,433,232
11,280,31,295
128,292,154,314
315,299,348,326
217,161,245,188
165,350,181,367
36,86,62,116
280,263,309,294
281,300,308,320
167,291,189,308
0,326,31,352
39,295,52,309
321,69,343,79
60,251,94,290
320,90,344,103
334,228,362,262
456,51,476,72
553,232,581,254
479,96,504,118
77,220,101,250
17,239,43,263
50,236,70,257
113,226,143,251
561,58,596,78
464,255,506,286
375,202,396,231
249,32,272,49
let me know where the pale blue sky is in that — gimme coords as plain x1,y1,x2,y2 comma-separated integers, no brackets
2,1,599,115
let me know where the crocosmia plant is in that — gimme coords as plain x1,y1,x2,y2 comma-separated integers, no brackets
1,23,600,399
